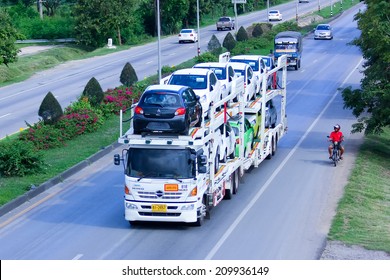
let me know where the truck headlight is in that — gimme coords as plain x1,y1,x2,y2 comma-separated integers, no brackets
181,204,195,211
125,202,138,209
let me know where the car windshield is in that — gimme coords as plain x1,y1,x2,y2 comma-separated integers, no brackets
169,74,207,90
317,25,330,30
141,92,181,107
262,58,271,67
233,69,245,79
126,148,194,179
230,59,259,71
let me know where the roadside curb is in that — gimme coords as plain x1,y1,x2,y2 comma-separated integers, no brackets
0,142,120,218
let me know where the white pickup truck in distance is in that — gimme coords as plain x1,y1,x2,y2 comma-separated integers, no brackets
193,62,244,103
163,68,222,119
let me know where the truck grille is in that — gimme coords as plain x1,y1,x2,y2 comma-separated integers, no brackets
137,191,183,200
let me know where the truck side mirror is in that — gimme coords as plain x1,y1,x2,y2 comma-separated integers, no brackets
114,154,121,165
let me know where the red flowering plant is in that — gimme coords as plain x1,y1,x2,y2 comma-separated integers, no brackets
56,97,104,140
101,85,142,116
19,97,104,150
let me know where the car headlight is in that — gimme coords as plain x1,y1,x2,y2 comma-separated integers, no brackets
125,202,138,209
181,204,195,211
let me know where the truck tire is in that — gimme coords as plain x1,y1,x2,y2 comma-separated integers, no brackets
232,169,239,194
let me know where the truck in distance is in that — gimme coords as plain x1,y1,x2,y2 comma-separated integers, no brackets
216,16,235,31
274,31,303,70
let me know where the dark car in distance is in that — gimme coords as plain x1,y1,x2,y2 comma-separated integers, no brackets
133,84,202,135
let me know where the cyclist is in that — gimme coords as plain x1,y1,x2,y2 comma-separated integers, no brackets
328,124,344,160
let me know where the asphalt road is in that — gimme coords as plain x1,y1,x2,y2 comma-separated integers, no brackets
0,3,366,260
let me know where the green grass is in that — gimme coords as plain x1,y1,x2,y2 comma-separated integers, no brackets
0,113,125,206
328,128,390,252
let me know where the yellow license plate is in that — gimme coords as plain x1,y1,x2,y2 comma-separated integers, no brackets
151,204,167,212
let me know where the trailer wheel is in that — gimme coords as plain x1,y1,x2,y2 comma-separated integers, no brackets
233,169,239,194
272,135,278,156
266,137,274,159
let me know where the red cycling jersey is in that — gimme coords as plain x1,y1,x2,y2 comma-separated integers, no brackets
329,131,343,142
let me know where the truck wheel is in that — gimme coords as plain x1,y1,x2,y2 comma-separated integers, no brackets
233,169,239,194
272,136,278,156
214,148,220,173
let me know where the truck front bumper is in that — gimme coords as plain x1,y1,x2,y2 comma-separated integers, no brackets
124,200,198,224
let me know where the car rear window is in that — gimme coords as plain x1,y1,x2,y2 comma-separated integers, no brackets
181,29,192,33
142,92,181,106
169,75,207,90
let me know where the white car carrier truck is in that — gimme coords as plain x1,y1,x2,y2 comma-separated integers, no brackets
114,55,288,226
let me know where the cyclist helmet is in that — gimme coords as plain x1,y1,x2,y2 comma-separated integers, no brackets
334,124,340,130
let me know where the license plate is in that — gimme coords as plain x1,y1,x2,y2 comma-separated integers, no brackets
151,204,167,212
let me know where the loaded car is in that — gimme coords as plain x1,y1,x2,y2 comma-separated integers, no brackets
133,85,202,135
216,122,236,163
265,99,277,128
229,117,254,158
166,68,221,119
229,62,257,102
229,55,266,94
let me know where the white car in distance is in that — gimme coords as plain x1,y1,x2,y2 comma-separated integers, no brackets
178,29,198,43
268,10,282,21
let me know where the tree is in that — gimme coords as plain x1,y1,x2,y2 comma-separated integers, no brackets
207,34,222,55
82,77,104,107
222,32,236,52
73,0,140,48
341,0,390,135
236,26,249,42
0,10,23,66
120,62,138,87
38,92,63,125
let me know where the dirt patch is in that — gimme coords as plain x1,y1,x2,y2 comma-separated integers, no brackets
321,241,390,260
18,46,57,56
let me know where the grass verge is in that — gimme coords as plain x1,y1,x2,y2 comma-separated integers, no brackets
328,128,390,252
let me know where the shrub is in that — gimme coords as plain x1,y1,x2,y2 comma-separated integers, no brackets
236,26,249,42
102,86,140,115
207,34,222,55
222,32,236,52
195,52,218,63
120,62,138,87
0,137,46,177
38,91,63,125
82,77,104,107
19,121,67,150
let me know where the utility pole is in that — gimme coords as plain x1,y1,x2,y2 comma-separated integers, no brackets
157,0,162,81
38,0,43,20
196,0,200,57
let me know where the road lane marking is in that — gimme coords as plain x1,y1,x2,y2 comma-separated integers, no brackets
72,254,83,260
0,113,11,119
204,57,364,260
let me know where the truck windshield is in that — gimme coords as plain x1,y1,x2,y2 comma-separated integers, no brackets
275,43,297,51
126,148,194,179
